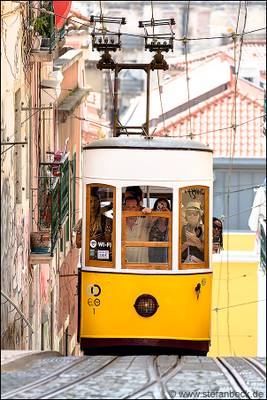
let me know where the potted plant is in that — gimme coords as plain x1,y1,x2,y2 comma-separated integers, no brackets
34,15,49,36
30,230,51,253
32,17,43,50
33,13,51,49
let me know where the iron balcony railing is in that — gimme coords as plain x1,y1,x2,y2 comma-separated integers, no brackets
40,0,56,53
31,153,70,256
59,153,70,225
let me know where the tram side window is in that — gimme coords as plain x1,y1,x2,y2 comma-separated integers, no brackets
86,185,115,266
180,186,209,268
122,186,172,269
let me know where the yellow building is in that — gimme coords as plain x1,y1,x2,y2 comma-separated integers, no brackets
209,231,263,356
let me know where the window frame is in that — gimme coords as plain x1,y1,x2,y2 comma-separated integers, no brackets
85,183,116,268
121,210,172,270
179,185,209,270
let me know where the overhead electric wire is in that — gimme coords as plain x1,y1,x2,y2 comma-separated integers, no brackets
12,1,266,42
101,26,266,42
214,0,245,357
214,183,266,197
95,1,129,136
235,1,242,36
213,298,266,312
226,200,266,219
1,144,16,156
226,0,248,356
163,112,265,139
156,71,167,136
40,87,111,131
183,1,193,139
150,0,167,137
98,26,266,42
73,114,112,129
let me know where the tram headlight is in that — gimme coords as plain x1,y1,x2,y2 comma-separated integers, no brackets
134,294,159,317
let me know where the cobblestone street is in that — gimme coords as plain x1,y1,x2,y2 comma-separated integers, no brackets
1,354,266,399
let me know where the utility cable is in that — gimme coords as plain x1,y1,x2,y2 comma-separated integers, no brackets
183,1,193,139
226,200,266,220
225,1,248,356
12,1,266,42
213,299,266,312
40,87,112,134
1,144,16,156
214,183,266,197
150,1,167,136
161,111,265,140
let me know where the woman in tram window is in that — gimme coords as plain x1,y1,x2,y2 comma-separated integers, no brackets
89,188,112,260
181,201,204,263
148,198,171,264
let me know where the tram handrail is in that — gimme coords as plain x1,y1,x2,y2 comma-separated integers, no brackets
122,211,171,218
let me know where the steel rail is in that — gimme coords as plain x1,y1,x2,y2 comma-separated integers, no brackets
39,356,119,399
123,355,182,399
215,357,252,399
1,357,88,399
242,357,266,380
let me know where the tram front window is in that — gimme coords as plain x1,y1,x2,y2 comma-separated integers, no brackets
124,216,169,264
122,186,172,270
85,184,115,266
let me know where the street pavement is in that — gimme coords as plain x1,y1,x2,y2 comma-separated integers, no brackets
1,352,266,399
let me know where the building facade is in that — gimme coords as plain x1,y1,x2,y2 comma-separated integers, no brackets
1,0,87,355
1,0,32,349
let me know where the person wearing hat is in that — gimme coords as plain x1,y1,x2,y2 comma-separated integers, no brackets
212,217,223,253
181,201,204,263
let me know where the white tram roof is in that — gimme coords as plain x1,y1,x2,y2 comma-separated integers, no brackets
83,136,213,183
83,136,213,153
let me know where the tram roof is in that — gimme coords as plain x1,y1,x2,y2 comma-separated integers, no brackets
83,136,213,152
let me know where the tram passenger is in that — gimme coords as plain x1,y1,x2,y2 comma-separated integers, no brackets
148,198,171,263
75,190,113,258
123,195,151,263
212,217,223,253
181,202,204,263
87,189,113,261
125,186,144,208
90,189,112,242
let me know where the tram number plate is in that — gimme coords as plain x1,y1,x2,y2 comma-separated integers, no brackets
97,250,109,260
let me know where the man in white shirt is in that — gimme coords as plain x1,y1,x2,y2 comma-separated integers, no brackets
123,196,151,263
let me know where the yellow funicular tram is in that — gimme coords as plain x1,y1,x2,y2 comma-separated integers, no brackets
78,14,213,355
78,136,213,355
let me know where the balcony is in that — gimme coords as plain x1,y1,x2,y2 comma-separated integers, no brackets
30,153,70,257
31,1,66,62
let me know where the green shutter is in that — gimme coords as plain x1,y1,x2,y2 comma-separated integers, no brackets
60,155,69,224
72,153,76,227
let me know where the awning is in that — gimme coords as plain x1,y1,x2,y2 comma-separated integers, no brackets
58,88,90,122
53,1,72,29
